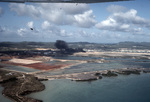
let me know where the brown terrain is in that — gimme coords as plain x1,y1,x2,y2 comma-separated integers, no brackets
0,69,45,102
1,53,150,102
0,65,4,68
24,63,71,70
0,56,74,70
2,61,72,70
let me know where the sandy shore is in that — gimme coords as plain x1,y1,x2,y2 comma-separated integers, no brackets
9,58,42,64
2,56,86,71
73,51,150,58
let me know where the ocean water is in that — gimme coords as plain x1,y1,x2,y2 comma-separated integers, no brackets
28,73,150,102
28,56,150,102
1,56,150,102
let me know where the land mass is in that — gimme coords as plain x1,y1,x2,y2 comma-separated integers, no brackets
1,41,150,102
0,69,45,102
1,53,150,101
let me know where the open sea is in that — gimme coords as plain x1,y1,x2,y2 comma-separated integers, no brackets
1,56,150,102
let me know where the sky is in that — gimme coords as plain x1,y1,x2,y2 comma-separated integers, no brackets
0,0,150,43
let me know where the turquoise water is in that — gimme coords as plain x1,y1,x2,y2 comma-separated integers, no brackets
28,73,150,102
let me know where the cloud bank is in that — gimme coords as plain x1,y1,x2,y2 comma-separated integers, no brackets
96,5,150,35
1,4,150,42
9,3,96,28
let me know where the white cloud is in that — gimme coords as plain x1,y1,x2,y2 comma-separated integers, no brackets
59,29,73,37
9,4,41,18
113,9,150,27
96,5,150,34
6,4,150,42
9,3,96,28
96,17,131,32
41,21,50,29
27,21,34,28
38,3,89,15
0,26,5,32
107,5,126,13
41,21,60,34
17,28,27,36
0,26,21,41
41,21,73,37
74,10,97,28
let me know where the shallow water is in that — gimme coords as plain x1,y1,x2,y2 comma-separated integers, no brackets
0,86,12,102
28,73,150,102
1,56,150,102
40,56,150,76
53,56,102,60
0,63,40,72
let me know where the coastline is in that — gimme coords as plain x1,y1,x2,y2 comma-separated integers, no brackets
0,69,45,102
1,67,150,102
28,73,150,102
73,51,150,59
35,67,150,81
1,51,150,101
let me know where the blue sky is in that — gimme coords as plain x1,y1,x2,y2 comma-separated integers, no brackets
0,0,150,43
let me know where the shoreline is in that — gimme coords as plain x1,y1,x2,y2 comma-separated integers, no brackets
35,67,150,81
1,65,150,102
1,52,150,101
0,69,45,102
73,51,150,59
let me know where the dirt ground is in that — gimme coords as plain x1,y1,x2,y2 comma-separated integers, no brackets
1,57,73,70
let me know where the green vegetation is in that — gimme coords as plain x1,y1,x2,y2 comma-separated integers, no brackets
1,41,150,51
0,42,55,51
